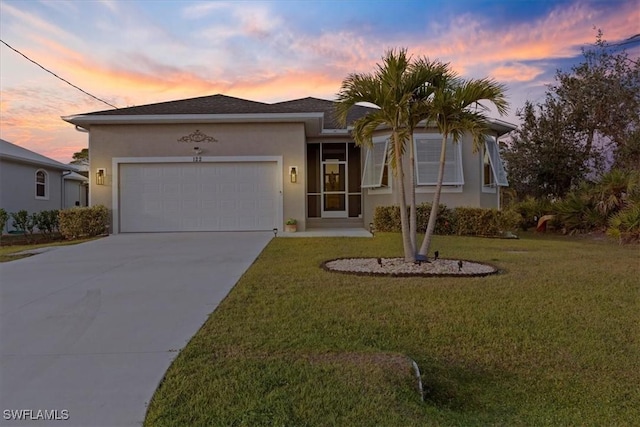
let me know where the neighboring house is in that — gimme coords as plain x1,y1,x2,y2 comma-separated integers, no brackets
0,139,88,231
62,94,514,234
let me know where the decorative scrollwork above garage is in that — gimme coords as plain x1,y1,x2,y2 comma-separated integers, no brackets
177,130,218,143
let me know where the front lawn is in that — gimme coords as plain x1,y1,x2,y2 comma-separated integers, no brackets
145,233,639,426
0,235,101,262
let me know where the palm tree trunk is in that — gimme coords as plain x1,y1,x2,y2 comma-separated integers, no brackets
418,134,448,257
409,132,417,253
393,132,415,262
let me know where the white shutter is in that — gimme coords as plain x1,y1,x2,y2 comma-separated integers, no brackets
485,137,509,186
414,136,464,186
361,138,388,188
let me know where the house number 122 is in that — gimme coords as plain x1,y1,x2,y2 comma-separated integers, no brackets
193,156,202,162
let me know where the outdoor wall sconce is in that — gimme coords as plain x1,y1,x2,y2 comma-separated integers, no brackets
289,166,298,183
96,168,106,185
193,146,202,155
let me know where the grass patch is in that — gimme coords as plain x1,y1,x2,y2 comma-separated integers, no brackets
0,236,102,262
145,233,639,426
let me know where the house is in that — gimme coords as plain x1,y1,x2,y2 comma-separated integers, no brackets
0,139,88,230
61,94,514,234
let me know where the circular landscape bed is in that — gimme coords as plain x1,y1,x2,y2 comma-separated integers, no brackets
322,257,500,277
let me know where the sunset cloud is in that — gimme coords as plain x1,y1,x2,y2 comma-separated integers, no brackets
1,0,637,162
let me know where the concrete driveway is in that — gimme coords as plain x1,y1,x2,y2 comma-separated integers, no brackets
0,232,272,427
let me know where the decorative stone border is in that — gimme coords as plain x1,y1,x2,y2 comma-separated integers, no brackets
321,257,500,278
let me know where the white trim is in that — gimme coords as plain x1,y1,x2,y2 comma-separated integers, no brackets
111,156,283,234
415,186,464,194
63,112,323,124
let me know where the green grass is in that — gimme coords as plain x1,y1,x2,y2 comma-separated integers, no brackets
145,233,639,426
0,236,101,262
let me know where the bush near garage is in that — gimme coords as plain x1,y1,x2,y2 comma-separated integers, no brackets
59,205,109,239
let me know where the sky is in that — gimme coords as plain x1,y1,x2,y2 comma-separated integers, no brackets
1,0,639,163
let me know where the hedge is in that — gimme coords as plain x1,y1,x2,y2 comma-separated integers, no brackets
59,205,109,239
373,203,519,237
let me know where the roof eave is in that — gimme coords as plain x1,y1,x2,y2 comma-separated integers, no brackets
487,118,517,136
61,112,327,136
0,154,79,171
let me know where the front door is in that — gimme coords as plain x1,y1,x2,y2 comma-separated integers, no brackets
322,160,347,218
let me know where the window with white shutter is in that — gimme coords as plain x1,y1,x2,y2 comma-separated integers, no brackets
484,136,509,187
361,137,389,188
414,135,464,186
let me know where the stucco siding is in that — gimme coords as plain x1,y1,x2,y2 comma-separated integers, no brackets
64,180,86,208
89,122,306,231
0,160,64,231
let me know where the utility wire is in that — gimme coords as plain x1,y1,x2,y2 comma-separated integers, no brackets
0,39,119,109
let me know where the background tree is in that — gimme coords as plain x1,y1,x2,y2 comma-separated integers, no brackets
505,31,640,201
503,98,588,199
71,148,89,165
552,30,640,171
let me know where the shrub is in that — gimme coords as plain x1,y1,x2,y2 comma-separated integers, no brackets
373,205,402,232
454,207,516,236
0,208,8,237
556,186,606,234
10,210,37,242
59,205,109,239
510,196,556,230
35,210,59,239
373,204,516,237
607,202,640,244
415,203,456,235
373,203,454,234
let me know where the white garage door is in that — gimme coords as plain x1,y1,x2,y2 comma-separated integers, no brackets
119,162,279,232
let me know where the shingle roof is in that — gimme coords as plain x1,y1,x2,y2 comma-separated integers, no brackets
0,139,78,171
272,97,375,129
77,94,377,129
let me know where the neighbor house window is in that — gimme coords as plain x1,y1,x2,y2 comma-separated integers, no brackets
362,137,389,188
483,136,509,188
35,169,48,199
414,135,464,186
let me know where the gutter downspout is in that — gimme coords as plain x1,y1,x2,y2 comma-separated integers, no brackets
61,171,73,209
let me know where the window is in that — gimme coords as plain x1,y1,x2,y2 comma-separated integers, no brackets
414,135,464,186
483,137,509,187
35,169,48,199
362,137,389,188
483,148,494,187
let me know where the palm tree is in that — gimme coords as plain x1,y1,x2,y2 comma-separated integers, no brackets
405,59,451,249
335,49,448,261
417,76,508,257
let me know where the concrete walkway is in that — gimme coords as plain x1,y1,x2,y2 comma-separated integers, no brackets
0,232,272,427
281,228,372,237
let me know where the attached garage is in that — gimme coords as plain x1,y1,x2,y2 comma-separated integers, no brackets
118,160,279,232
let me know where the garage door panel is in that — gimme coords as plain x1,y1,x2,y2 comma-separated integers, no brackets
120,162,278,232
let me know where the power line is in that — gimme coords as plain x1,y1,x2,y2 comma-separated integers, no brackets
0,39,119,109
